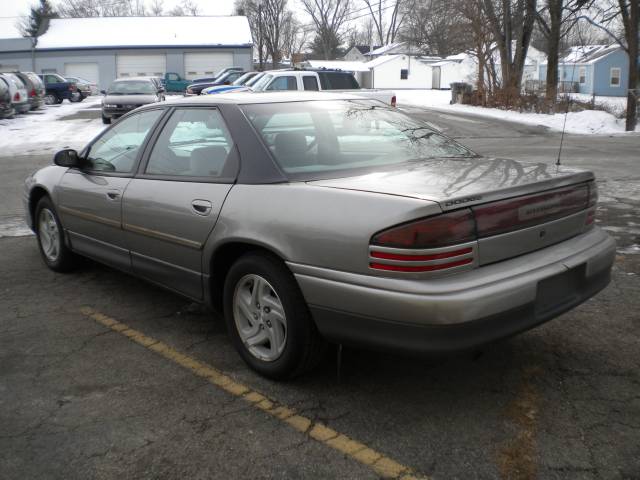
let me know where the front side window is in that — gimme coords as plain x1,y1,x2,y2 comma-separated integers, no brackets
45,74,60,84
610,67,621,87
145,108,236,179
242,100,474,180
266,76,297,91
85,109,163,173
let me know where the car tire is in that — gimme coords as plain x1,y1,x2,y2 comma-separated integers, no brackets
55,96,63,104
223,252,326,380
34,196,78,272
102,114,111,124
44,94,56,105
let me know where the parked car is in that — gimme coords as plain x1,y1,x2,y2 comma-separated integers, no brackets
0,76,16,119
185,70,246,96
245,69,397,106
0,73,30,114
202,71,264,95
38,73,77,104
24,92,615,380
164,69,245,93
100,77,164,124
14,71,45,110
65,76,98,96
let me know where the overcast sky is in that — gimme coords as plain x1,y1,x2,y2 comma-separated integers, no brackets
1,0,238,19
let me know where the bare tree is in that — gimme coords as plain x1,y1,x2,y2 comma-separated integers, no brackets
401,0,471,56
536,0,592,107
453,0,497,100
362,0,406,45
57,0,147,16
282,13,308,60
579,0,638,131
482,0,539,94
301,0,352,59
261,0,290,68
149,0,164,15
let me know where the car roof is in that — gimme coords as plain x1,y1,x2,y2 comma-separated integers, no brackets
113,77,154,82
160,91,367,106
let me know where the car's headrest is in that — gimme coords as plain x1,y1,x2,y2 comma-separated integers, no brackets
190,146,229,177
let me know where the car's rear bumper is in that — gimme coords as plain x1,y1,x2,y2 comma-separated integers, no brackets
289,227,615,353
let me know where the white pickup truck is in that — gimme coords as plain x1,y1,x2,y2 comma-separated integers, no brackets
247,69,397,107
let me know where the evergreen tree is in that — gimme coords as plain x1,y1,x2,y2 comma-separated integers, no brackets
20,0,57,38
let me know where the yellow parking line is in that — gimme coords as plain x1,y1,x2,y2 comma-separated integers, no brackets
80,306,430,480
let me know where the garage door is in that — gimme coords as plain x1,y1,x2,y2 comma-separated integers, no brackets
116,54,166,78
0,64,20,73
65,63,99,84
184,52,234,80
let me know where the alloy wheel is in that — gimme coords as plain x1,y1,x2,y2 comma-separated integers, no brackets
38,208,60,262
233,274,287,362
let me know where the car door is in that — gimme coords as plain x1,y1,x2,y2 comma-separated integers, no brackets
122,107,239,299
57,108,165,271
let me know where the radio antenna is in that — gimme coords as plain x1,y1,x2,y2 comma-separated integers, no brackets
557,24,585,166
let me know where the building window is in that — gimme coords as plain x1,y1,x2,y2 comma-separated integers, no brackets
579,67,586,84
400,69,408,80
610,67,621,87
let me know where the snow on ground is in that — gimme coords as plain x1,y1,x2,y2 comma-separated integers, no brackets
396,89,635,135
0,97,106,156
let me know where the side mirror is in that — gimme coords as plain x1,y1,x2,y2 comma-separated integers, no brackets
54,149,81,168
100,89,106,95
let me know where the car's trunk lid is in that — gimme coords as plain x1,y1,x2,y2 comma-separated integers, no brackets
309,157,595,266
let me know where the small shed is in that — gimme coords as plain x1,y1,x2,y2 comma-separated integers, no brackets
342,45,381,62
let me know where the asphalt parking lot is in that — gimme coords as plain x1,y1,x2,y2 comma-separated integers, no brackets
1,104,639,480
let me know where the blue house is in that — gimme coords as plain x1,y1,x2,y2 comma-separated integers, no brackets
539,44,638,97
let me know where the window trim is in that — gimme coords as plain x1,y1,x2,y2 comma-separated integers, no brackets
77,107,169,178
578,66,586,85
136,105,240,184
610,67,621,87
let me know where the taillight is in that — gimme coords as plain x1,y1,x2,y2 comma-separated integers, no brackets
69,84,76,91
371,209,475,249
391,95,396,107
13,92,20,101
473,184,588,238
187,87,193,94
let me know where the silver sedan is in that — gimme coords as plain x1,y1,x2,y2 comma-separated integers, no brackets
24,92,615,379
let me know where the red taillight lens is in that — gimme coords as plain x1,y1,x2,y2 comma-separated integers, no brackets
371,209,476,249
30,88,36,97
473,185,588,238
391,95,396,107
13,92,20,101
370,257,473,272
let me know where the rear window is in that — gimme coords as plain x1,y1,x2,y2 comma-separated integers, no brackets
318,72,360,90
242,100,474,180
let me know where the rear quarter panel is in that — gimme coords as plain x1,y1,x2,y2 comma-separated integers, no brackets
203,183,442,275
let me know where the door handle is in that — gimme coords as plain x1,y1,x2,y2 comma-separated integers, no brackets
106,190,121,200
191,199,212,216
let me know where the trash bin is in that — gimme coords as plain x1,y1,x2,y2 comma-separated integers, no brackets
450,82,472,104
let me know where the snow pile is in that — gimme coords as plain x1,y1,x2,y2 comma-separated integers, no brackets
0,97,106,156
396,89,634,135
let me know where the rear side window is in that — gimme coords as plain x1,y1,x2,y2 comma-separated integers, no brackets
145,108,237,180
303,76,319,91
317,72,359,90
266,76,297,91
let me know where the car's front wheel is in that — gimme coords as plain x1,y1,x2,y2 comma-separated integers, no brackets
223,253,325,380
44,94,56,105
35,197,78,272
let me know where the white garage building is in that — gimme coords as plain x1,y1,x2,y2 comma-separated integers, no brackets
0,16,253,89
